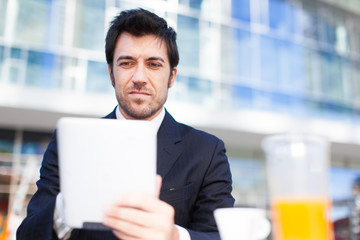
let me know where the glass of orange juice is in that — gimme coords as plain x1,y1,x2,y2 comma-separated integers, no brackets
262,134,334,240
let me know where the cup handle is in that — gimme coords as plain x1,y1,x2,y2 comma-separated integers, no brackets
254,217,271,240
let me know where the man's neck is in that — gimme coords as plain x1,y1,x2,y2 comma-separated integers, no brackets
115,106,165,132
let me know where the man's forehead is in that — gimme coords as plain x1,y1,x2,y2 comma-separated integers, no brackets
117,33,165,49
115,33,169,61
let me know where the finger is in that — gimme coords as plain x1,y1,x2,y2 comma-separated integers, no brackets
104,205,156,226
103,215,141,238
103,214,163,240
155,175,162,198
114,193,171,213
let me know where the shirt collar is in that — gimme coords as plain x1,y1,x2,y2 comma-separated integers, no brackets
115,106,165,132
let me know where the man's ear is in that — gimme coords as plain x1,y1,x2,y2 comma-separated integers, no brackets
108,65,115,87
168,67,177,88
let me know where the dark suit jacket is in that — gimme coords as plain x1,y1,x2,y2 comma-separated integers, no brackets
17,109,234,240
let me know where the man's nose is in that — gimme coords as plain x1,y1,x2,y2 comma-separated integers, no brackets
131,64,148,84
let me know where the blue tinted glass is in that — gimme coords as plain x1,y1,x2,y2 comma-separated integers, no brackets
330,167,360,210
15,0,51,44
289,44,305,91
74,0,105,51
188,77,211,93
177,15,199,68
231,0,250,22
21,131,52,155
271,91,291,107
189,0,202,9
187,77,212,103
0,129,15,153
11,48,22,59
26,50,55,87
277,41,305,91
86,60,112,93
221,27,252,80
318,16,336,46
234,29,252,80
0,0,6,36
9,66,21,84
260,36,278,85
320,53,343,100
0,46,3,60
269,0,295,34
268,92,305,115
233,85,253,108
302,2,319,41
229,158,267,206
0,46,3,80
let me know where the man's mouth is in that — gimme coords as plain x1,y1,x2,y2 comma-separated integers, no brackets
129,91,151,96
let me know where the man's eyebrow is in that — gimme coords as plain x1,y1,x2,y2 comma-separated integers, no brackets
147,57,165,63
116,56,134,63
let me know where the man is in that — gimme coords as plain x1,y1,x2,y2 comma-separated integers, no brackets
17,8,234,240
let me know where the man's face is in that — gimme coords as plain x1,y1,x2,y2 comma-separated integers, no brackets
109,32,177,120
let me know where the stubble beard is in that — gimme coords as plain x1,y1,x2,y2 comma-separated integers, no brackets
117,92,167,120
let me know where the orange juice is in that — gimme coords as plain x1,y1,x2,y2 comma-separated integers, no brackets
271,197,333,240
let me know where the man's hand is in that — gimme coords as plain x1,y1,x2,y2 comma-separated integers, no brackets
102,175,179,240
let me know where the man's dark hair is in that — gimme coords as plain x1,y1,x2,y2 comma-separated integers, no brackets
105,8,179,70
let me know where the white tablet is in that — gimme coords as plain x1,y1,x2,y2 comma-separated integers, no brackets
57,117,157,230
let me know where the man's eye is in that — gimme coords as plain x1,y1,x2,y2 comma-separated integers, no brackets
119,62,132,67
148,62,162,68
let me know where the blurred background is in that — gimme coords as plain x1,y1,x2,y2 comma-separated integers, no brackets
0,0,360,239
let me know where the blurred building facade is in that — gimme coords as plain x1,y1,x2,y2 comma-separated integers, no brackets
1,0,360,238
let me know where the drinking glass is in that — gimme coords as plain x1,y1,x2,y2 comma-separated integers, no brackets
262,134,334,240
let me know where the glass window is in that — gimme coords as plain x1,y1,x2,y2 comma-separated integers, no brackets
278,42,305,91
260,36,279,87
177,15,200,69
9,66,22,84
270,92,305,115
73,0,105,51
0,0,7,36
231,0,250,22
349,62,360,106
269,0,296,35
171,75,190,102
189,0,202,9
0,129,14,153
347,19,360,56
15,0,51,44
21,131,52,155
221,26,252,82
51,56,82,90
317,7,336,47
330,167,360,223
233,85,253,108
305,50,322,96
301,0,319,41
0,46,3,81
26,50,55,88
229,157,268,208
86,60,112,93
10,48,22,59
320,53,343,101
186,76,212,104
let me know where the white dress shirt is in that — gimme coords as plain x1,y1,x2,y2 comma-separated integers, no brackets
54,106,191,240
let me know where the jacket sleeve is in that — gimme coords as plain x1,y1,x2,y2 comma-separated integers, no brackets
187,139,235,240
16,132,61,240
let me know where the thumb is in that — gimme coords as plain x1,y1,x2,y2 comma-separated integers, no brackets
155,174,162,198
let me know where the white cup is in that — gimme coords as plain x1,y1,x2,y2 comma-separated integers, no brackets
214,208,271,240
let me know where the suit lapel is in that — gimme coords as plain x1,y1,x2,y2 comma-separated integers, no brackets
157,110,183,178
104,107,117,119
